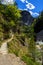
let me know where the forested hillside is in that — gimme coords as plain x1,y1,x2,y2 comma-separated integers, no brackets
0,2,43,65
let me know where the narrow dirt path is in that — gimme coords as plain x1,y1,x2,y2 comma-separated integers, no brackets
0,54,26,65
0,34,26,65
0,35,14,54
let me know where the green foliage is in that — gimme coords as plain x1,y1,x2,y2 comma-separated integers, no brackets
21,55,34,65
21,55,41,65
0,2,43,65
7,38,20,56
0,3,21,40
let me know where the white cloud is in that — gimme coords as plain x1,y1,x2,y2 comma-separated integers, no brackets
29,11,33,15
24,8,28,11
20,0,35,10
25,0,28,3
26,3,35,10
19,8,28,11
29,11,39,17
33,13,39,16
19,8,23,10
20,0,25,3
1,0,14,4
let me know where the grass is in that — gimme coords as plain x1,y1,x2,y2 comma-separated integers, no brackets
21,55,34,65
7,35,28,57
21,55,41,65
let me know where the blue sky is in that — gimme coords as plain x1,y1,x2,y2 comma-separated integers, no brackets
1,0,43,17
15,0,43,17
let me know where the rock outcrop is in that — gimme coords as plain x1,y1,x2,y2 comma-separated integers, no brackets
21,10,34,25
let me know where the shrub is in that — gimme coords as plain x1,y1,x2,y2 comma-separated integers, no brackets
21,55,34,65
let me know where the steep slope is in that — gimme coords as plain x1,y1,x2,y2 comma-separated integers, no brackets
0,34,26,65
0,35,14,54
21,11,34,25
36,30,43,41
0,54,26,65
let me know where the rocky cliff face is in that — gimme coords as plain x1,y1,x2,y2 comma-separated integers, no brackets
36,30,43,41
20,11,34,25
34,18,43,41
